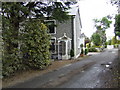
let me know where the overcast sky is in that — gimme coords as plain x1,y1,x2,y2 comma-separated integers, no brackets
78,0,118,40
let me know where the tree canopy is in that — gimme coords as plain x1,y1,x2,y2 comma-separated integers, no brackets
91,33,102,46
92,16,112,46
114,14,120,36
93,16,112,31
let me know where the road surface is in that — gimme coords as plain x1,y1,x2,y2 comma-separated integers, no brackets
5,48,119,88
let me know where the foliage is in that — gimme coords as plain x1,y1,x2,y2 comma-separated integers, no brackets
92,45,102,48
80,44,84,48
88,47,98,52
107,39,112,45
93,16,112,31
111,36,117,45
2,20,51,77
93,16,112,45
86,43,91,48
20,20,51,69
80,48,84,55
114,14,120,36
114,44,119,48
91,33,102,46
84,48,88,55
70,49,74,57
110,0,119,7
84,37,90,47
2,2,74,77
117,40,120,44
105,42,107,48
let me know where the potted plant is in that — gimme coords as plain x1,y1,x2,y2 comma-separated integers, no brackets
70,49,74,59
80,44,84,57
80,48,84,57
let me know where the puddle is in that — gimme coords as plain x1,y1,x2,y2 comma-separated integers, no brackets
105,65,110,68
112,52,116,53
81,70,84,72
108,62,112,65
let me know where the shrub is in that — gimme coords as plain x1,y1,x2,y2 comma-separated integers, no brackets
70,49,74,57
2,20,51,77
114,44,119,48
88,47,98,52
81,48,84,55
21,20,51,69
86,43,90,48
80,44,83,48
85,48,88,55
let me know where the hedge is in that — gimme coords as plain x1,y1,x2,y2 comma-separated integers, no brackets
2,20,51,77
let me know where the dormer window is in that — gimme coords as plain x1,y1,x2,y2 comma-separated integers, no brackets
44,20,56,34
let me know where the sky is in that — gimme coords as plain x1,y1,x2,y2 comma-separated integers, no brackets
78,0,118,40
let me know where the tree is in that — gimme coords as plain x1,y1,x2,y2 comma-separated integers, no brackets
111,36,117,45
110,0,120,13
107,39,112,45
91,33,102,46
114,14,120,36
2,2,73,53
93,16,112,45
94,16,112,31
2,2,74,77
84,37,90,47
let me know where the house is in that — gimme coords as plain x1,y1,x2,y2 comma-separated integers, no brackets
79,33,86,48
45,5,82,60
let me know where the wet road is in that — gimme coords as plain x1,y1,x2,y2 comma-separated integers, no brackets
58,49,119,88
8,48,119,88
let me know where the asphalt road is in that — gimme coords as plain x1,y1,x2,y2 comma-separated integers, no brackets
6,48,119,88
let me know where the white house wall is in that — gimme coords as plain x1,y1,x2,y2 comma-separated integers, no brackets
74,10,82,58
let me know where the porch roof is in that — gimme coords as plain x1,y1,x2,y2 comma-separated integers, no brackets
58,33,71,41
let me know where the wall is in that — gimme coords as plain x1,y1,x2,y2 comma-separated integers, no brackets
74,10,82,58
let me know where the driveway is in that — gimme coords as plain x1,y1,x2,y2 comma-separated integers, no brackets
4,48,119,88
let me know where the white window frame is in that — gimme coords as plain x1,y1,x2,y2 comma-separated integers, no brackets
44,20,56,34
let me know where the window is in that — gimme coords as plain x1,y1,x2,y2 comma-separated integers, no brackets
45,20,56,34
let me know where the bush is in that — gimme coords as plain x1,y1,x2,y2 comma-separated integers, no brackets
114,44,119,48
80,44,83,48
21,20,51,69
70,49,74,57
92,45,101,48
86,43,90,48
85,48,88,55
2,20,51,77
88,47,98,52
81,48,84,55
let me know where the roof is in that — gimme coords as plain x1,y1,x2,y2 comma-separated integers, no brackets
67,4,82,28
67,5,79,15
58,33,71,41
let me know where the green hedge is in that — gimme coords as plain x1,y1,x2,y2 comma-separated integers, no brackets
88,47,98,52
85,48,88,55
2,20,51,77
70,49,74,57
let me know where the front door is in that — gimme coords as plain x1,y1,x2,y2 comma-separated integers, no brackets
59,41,66,59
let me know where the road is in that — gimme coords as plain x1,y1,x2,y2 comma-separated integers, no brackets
6,48,119,88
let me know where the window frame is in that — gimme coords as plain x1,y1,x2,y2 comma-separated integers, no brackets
44,20,56,34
